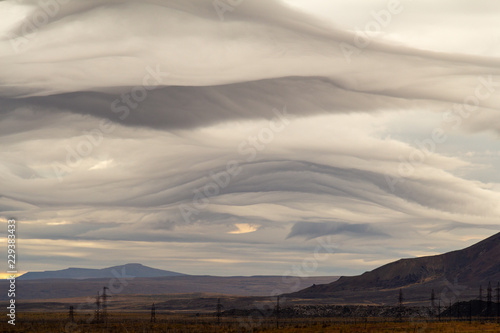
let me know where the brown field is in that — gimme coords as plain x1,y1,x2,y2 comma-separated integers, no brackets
2,312,500,333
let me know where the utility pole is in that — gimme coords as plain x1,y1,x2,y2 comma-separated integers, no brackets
151,303,156,323
479,285,483,317
430,289,435,318
276,296,280,329
216,298,222,325
438,300,441,321
469,301,472,324
487,282,493,318
496,282,500,322
398,289,404,321
69,305,74,322
449,300,452,320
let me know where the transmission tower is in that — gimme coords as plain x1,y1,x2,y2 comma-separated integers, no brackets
101,287,111,323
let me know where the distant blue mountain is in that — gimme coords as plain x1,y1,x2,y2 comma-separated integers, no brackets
18,263,186,280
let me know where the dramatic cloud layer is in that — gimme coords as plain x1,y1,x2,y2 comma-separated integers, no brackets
0,0,499,276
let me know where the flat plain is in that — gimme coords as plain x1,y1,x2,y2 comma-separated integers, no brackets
3,312,500,333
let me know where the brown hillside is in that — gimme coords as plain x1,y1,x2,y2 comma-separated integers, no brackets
292,231,500,303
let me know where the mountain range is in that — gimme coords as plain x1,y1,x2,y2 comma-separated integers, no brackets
10,231,500,307
291,231,500,305
5,264,337,301
18,263,185,280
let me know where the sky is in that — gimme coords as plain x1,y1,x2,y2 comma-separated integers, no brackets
0,0,500,277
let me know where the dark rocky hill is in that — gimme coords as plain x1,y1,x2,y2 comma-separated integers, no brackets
291,232,500,305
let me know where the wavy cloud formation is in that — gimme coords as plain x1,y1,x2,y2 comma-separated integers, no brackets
0,0,499,275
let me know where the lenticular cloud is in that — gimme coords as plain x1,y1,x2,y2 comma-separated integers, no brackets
0,0,499,132
1,0,500,275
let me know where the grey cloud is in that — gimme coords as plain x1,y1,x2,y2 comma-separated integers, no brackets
17,221,122,241
1,0,500,134
428,221,500,234
0,77,446,131
287,221,389,240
